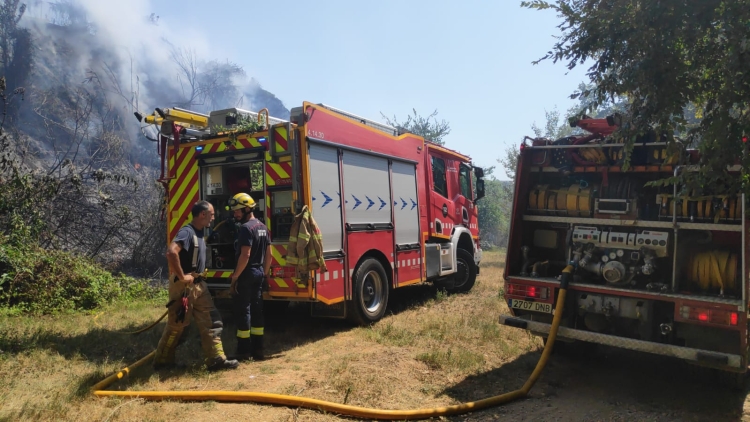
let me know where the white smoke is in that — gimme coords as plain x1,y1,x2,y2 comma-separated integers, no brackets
19,0,285,135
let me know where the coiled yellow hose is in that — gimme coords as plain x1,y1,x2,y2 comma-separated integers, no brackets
688,251,738,294
528,184,592,216
92,267,575,419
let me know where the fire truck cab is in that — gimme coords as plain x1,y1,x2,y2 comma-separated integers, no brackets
139,102,484,323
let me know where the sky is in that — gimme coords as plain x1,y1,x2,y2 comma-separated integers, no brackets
144,0,590,180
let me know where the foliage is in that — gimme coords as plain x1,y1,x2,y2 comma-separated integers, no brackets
212,111,266,150
381,108,451,145
169,47,248,113
565,82,629,121
522,0,750,195
0,238,164,314
0,76,166,314
0,0,30,122
0,4,297,316
0,70,169,275
476,178,512,248
530,106,577,140
380,108,510,247
489,106,581,248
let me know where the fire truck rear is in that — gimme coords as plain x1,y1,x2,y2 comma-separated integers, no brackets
138,102,485,324
499,117,748,383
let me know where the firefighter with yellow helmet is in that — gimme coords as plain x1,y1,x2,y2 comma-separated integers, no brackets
227,192,271,361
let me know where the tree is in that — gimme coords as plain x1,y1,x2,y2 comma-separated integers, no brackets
0,0,31,122
567,82,628,121
381,108,451,145
522,0,750,195
498,107,571,196
169,47,248,113
488,106,581,248
476,177,512,248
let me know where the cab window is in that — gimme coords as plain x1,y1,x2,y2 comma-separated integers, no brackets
431,156,447,197
459,164,472,199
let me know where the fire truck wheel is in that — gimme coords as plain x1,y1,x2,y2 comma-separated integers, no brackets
448,248,477,294
348,258,390,325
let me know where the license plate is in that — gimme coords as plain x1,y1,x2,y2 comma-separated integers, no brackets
509,299,553,314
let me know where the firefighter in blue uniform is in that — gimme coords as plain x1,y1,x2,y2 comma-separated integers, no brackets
227,192,271,361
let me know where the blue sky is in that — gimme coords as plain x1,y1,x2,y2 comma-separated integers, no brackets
150,0,590,180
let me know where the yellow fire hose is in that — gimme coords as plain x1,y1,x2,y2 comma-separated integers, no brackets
107,270,209,335
92,267,574,420
688,250,738,295
114,310,169,335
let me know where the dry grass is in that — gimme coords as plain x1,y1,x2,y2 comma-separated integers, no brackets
0,249,543,421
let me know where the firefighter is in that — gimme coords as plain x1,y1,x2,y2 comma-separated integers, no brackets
153,200,239,372
227,192,272,361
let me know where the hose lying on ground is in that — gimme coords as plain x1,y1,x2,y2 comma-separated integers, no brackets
115,310,169,335
92,266,574,420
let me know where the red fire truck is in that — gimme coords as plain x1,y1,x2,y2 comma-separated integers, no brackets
137,102,485,323
498,116,748,383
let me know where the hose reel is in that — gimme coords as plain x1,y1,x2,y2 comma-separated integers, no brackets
658,194,741,222
528,183,593,217
687,250,739,295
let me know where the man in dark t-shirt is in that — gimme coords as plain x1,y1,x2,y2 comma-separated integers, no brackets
172,224,206,273
227,192,272,361
153,200,239,371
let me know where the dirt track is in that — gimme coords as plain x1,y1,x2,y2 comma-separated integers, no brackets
448,343,749,422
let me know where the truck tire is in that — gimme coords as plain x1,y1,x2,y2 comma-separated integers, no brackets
448,248,477,293
348,258,390,325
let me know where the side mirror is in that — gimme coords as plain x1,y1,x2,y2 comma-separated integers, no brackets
475,179,485,202
473,166,484,179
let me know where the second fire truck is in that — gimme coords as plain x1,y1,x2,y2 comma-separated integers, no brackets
498,116,748,384
138,102,485,323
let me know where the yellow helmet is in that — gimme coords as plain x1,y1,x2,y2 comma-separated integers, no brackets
227,192,256,211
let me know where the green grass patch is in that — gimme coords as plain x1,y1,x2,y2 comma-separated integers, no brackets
361,320,415,347
0,240,165,314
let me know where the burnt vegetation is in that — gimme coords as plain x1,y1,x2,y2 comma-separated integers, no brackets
0,0,288,313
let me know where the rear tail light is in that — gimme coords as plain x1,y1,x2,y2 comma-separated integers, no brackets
506,282,549,299
680,306,738,326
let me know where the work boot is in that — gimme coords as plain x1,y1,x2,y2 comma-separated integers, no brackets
206,356,239,372
227,337,253,361
251,335,265,361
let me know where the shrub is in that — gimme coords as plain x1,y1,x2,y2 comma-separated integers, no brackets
0,238,165,314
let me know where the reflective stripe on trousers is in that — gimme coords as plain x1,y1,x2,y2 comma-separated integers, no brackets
233,267,265,339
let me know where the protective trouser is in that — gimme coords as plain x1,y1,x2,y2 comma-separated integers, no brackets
154,280,227,366
232,266,265,360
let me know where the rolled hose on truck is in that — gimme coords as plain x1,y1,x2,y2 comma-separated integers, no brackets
91,266,575,420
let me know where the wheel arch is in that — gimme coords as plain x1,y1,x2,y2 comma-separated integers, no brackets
456,231,474,255
353,249,394,289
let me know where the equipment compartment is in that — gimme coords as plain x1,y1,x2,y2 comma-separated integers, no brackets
201,160,266,270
